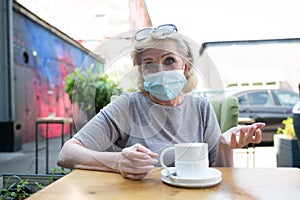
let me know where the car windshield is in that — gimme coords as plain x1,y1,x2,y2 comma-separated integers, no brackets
273,90,299,106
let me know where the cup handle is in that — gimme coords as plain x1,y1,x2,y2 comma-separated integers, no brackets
160,146,174,173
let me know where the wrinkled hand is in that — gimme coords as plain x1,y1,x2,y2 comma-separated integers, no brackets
220,122,265,148
116,143,158,180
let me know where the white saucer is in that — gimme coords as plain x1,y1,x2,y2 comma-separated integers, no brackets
160,167,222,188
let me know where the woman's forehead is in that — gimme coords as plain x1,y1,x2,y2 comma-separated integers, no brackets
140,40,180,57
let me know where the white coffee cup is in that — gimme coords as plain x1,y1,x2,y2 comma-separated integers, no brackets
160,143,209,179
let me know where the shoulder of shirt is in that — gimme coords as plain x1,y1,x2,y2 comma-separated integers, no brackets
119,91,143,99
184,93,210,103
112,92,145,103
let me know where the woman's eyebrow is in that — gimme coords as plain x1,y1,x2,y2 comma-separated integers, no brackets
141,52,174,62
161,52,173,57
141,57,153,62
161,52,177,60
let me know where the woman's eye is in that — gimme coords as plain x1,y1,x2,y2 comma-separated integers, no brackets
144,62,154,69
164,57,175,65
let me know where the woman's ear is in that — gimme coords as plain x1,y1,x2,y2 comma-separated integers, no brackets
184,62,191,76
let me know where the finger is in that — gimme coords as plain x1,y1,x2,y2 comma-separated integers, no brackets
123,147,152,160
238,129,246,145
230,132,238,148
119,164,155,175
121,148,158,168
122,172,148,180
146,152,159,158
243,123,262,131
126,157,158,167
238,129,252,148
121,152,158,168
244,126,256,143
251,129,262,144
133,143,152,153
133,144,159,158
253,122,266,129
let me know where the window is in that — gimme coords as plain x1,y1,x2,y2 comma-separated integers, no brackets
238,95,247,105
274,91,299,106
247,91,273,106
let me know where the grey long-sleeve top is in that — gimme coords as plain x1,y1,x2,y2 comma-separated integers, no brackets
74,92,221,166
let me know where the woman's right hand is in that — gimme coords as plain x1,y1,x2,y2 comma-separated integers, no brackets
116,143,158,180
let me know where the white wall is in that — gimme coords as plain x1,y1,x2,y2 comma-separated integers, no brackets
200,42,300,93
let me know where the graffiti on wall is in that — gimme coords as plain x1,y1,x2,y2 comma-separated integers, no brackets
13,11,103,142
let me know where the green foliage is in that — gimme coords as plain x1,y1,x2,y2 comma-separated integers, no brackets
277,117,296,139
1,175,32,200
34,181,44,192
0,168,68,200
49,168,68,181
64,68,123,117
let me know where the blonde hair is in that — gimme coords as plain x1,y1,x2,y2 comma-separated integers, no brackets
131,32,198,94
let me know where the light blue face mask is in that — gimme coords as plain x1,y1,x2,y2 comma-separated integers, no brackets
143,70,187,101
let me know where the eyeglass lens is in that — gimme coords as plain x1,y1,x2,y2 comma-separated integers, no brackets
154,24,177,37
135,24,177,41
135,28,152,41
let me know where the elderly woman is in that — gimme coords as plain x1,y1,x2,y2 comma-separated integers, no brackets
57,24,264,180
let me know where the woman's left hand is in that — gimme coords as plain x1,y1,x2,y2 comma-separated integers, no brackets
220,122,265,148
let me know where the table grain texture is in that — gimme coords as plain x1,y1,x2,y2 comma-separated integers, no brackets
28,167,300,200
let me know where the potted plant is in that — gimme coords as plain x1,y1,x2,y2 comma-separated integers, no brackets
274,117,300,167
64,68,123,121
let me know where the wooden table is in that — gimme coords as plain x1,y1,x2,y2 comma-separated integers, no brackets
28,167,300,200
35,117,73,174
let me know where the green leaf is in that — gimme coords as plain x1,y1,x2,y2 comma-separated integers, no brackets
64,69,124,118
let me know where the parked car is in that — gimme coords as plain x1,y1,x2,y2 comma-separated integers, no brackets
232,89,299,145
195,89,300,146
